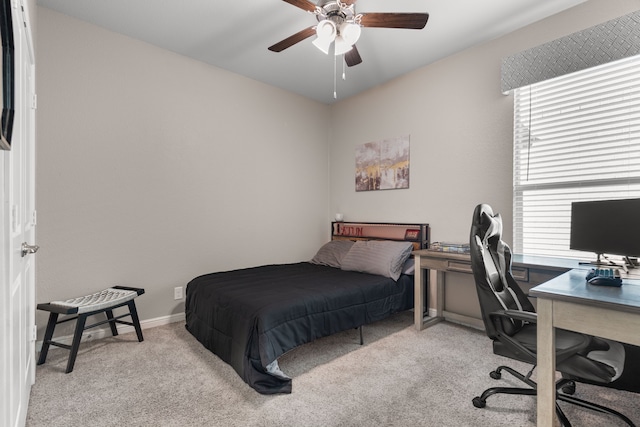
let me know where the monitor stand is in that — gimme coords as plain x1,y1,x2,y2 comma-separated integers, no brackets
579,253,624,268
579,253,635,273
624,256,639,270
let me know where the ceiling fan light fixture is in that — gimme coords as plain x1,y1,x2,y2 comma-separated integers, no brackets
313,19,337,54
334,36,353,55
312,36,333,54
315,19,336,41
340,22,361,46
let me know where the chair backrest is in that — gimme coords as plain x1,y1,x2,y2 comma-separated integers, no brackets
469,204,534,339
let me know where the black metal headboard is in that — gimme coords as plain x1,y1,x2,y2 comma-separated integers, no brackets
331,221,429,250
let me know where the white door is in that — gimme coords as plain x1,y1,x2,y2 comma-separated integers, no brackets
1,1,36,426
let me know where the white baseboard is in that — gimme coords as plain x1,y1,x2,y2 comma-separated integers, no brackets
35,312,186,352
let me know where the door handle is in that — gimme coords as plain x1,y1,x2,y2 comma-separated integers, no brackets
21,242,39,257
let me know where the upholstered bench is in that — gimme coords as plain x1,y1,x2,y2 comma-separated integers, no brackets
37,286,145,373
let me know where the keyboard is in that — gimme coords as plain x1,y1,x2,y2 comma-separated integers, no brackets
585,268,623,287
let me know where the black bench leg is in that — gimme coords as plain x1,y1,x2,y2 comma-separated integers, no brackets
128,300,144,342
105,309,119,336
66,314,88,373
38,312,59,365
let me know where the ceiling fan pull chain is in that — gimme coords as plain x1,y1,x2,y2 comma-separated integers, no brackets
333,52,337,99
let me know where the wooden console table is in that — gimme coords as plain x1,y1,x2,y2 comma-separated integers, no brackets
412,250,579,331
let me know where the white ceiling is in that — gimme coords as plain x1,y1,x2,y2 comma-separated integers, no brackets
36,0,588,104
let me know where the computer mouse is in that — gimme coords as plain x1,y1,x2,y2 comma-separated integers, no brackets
588,276,623,287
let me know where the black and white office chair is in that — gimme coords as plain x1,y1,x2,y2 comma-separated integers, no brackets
469,203,637,426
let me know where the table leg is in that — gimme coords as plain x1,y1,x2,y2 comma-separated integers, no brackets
414,257,445,331
537,298,558,427
433,269,444,317
415,256,425,330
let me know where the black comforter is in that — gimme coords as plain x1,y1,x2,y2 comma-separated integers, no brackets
185,262,413,394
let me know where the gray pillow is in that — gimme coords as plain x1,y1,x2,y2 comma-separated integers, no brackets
341,240,414,280
401,258,415,275
309,240,355,268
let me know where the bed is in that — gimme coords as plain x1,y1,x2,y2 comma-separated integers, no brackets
185,222,429,394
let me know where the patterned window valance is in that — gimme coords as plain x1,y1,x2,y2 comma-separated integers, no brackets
501,10,640,93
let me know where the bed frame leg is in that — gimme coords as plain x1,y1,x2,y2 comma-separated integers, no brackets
359,326,363,345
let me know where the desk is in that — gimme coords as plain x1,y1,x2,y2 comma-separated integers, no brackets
412,250,578,331
530,269,640,427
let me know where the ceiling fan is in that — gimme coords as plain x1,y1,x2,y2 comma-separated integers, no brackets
268,0,429,67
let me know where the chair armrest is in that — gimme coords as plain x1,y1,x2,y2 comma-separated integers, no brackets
492,309,537,324
489,309,538,363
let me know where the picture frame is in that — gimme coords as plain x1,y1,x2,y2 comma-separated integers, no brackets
355,135,410,192
0,0,14,151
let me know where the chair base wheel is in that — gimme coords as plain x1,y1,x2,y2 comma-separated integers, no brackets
490,370,501,380
561,383,576,395
472,397,486,408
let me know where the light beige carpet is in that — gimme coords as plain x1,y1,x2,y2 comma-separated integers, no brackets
26,312,639,426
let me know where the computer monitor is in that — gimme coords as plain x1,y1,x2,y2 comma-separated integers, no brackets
570,198,640,266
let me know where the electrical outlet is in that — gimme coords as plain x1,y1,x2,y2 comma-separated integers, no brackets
174,286,183,300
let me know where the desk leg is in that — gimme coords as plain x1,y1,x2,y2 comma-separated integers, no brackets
415,256,425,331
537,298,558,427
433,269,444,318
414,255,444,331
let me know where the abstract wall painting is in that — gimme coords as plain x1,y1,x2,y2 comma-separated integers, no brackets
355,135,410,192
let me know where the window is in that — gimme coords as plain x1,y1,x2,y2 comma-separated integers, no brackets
513,55,640,260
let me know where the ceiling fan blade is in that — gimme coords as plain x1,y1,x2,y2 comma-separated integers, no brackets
282,0,317,13
345,45,362,67
268,26,316,52
359,13,429,30
341,0,358,5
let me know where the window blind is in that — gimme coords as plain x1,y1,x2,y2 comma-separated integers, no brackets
513,54,640,260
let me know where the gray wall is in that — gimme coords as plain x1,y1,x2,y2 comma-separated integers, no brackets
35,8,330,335
35,0,640,334
328,0,640,318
